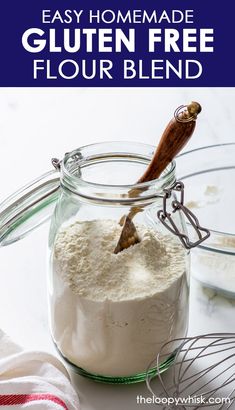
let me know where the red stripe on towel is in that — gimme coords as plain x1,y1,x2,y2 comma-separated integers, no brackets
0,394,69,409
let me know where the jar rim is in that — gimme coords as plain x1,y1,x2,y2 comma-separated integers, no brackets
61,141,176,194
0,141,176,246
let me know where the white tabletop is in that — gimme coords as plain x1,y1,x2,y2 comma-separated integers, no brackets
0,88,234,409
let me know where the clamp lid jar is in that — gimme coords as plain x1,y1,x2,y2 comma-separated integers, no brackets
0,141,209,384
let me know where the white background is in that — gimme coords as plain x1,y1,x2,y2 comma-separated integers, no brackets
0,88,234,409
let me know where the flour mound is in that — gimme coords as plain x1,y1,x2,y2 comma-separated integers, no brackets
54,219,186,301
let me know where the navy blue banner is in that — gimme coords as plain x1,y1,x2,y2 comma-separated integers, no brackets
0,0,234,86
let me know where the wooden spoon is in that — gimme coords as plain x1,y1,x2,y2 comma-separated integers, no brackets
114,102,202,254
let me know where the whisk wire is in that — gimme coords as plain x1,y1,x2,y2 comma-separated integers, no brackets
146,333,235,409
178,351,235,396
175,343,235,364
177,361,235,397
178,336,235,387
224,388,235,409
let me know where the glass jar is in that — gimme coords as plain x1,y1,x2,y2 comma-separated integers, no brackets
0,142,209,384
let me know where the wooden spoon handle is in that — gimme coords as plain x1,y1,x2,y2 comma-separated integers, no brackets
119,102,202,223
116,102,202,251
138,101,201,183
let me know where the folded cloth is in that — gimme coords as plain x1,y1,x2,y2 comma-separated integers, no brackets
0,330,80,409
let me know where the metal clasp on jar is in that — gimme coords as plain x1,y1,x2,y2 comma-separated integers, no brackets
158,181,210,249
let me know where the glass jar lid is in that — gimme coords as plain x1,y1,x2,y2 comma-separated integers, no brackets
0,169,60,246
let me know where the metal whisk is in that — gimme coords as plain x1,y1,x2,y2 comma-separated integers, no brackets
146,333,235,409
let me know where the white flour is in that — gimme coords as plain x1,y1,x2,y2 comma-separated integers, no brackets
50,219,189,377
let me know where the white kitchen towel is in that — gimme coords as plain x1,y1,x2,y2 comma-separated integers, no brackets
0,330,80,409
